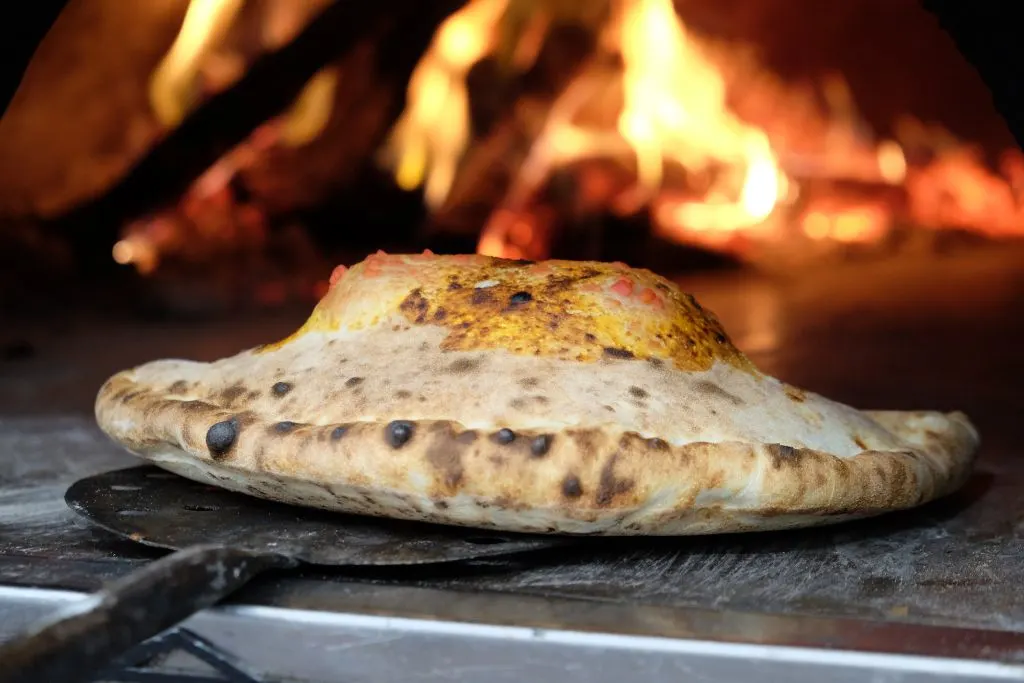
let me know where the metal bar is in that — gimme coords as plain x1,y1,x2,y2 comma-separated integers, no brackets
3,584,1022,683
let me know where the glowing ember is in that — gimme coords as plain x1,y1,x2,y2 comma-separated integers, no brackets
799,199,891,245
877,141,907,185
906,146,1024,237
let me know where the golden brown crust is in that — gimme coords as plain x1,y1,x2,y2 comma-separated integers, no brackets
95,371,979,535
264,252,755,373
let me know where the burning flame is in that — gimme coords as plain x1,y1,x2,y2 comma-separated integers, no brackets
120,0,339,275
615,0,782,228
149,0,337,139
150,0,245,128
383,0,510,209
384,0,1024,261
122,0,1024,280
384,0,788,257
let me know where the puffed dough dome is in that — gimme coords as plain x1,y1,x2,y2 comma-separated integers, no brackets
95,253,979,535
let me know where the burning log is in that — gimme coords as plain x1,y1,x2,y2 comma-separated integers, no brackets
41,0,467,272
394,0,1024,267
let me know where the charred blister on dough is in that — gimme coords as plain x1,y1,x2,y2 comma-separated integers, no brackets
561,428,605,464
596,456,636,507
386,420,415,448
767,443,800,469
602,347,635,360
646,437,670,451
628,386,649,399
456,430,479,444
272,421,297,434
447,357,482,373
168,380,190,394
399,288,430,323
206,418,240,459
471,288,496,305
271,381,293,397
693,380,743,405
561,474,584,499
425,424,467,489
783,385,807,402
345,376,365,388
508,291,533,305
395,389,413,400
218,383,248,405
518,376,541,389
176,399,222,417
530,434,554,458
492,428,516,445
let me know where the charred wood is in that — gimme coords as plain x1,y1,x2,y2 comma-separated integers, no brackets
43,0,466,274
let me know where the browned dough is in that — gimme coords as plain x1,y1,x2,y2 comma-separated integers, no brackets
95,253,979,535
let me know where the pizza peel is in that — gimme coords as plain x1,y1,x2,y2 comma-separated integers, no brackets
0,465,576,683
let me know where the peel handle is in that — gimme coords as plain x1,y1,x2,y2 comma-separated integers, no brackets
0,544,294,683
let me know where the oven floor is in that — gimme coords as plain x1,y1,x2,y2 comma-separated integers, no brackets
1,248,1023,679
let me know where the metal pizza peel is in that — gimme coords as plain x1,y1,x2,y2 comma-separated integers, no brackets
0,465,575,683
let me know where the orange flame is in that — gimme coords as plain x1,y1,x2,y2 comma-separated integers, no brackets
149,0,337,140
383,0,510,208
615,0,782,227
385,0,1024,261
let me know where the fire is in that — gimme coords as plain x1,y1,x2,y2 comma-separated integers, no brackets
150,0,337,137
384,0,789,258
615,0,782,228
149,0,245,128
906,147,1024,237
118,0,338,276
799,200,890,244
119,0,1024,281
382,0,510,209
385,0,1024,262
